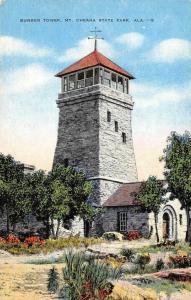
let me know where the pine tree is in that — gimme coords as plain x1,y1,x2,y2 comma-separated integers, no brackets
47,266,59,293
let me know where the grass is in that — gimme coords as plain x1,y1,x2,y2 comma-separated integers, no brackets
130,276,191,296
26,258,59,264
134,242,191,255
0,237,104,255
125,264,157,275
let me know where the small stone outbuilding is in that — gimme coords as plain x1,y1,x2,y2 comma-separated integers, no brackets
103,182,188,242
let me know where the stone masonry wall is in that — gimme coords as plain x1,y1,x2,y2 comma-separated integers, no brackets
88,179,122,206
102,206,150,237
54,84,138,192
53,89,100,178
102,199,188,242
140,198,187,242
99,94,138,183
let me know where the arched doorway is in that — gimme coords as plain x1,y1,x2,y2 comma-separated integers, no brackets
163,212,170,239
162,205,177,240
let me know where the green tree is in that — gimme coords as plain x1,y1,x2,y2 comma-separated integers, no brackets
136,176,165,243
28,165,94,239
49,165,93,238
0,153,25,232
161,131,191,241
24,170,51,237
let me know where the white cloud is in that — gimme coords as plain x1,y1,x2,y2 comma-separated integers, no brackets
149,38,191,63
1,63,54,96
116,32,145,49
58,37,115,63
0,36,53,57
0,0,6,6
131,80,191,108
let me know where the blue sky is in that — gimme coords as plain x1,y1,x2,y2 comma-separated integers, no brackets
0,0,191,180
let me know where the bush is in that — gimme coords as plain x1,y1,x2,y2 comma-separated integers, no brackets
0,236,6,244
169,255,191,268
47,266,59,293
48,251,122,299
24,236,45,247
104,256,125,269
176,250,189,257
155,258,165,271
120,248,135,262
102,232,124,241
6,234,20,244
126,230,142,241
134,253,151,270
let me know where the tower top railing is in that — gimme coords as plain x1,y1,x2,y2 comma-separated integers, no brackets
61,66,129,95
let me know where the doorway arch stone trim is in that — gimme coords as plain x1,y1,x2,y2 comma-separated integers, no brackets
162,205,177,241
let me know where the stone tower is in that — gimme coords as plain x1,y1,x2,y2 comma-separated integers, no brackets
53,48,138,213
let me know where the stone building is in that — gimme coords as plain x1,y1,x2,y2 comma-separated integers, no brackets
53,42,188,241
103,182,188,242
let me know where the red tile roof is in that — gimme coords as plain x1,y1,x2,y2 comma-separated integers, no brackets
103,182,142,207
55,50,135,79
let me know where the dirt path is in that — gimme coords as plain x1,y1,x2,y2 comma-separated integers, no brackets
0,250,66,300
0,263,63,300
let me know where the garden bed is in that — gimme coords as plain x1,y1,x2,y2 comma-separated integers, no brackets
0,235,103,255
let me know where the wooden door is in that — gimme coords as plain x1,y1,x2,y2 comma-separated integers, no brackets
163,213,170,239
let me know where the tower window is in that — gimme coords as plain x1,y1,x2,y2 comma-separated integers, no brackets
64,158,69,167
107,111,111,122
115,121,118,132
78,72,84,80
69,74,76,90
77,72,85,88
125,78,129,94
103,69,111,87
118,76,124,92
85,69,93,86
111,73,117,89
122,132,126,143
100,68,104,84
94,68,99,84
86,69,93,78
63,77,68,92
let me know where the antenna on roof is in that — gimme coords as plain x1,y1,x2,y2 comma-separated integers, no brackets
88,27,104,51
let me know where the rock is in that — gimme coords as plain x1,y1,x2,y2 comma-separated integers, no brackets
0,250,12,257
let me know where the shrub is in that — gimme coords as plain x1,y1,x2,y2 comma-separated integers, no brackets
102,232,124,241
155,258,165,271
120,248,135,262
0,236,6,244
169,255,191,268
176,250,188,257
134,253,151,270
104,256,125,269
126,230,142,241
47,266,59,293
6,234,20,244
48,251,122,299
24,236,45,247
